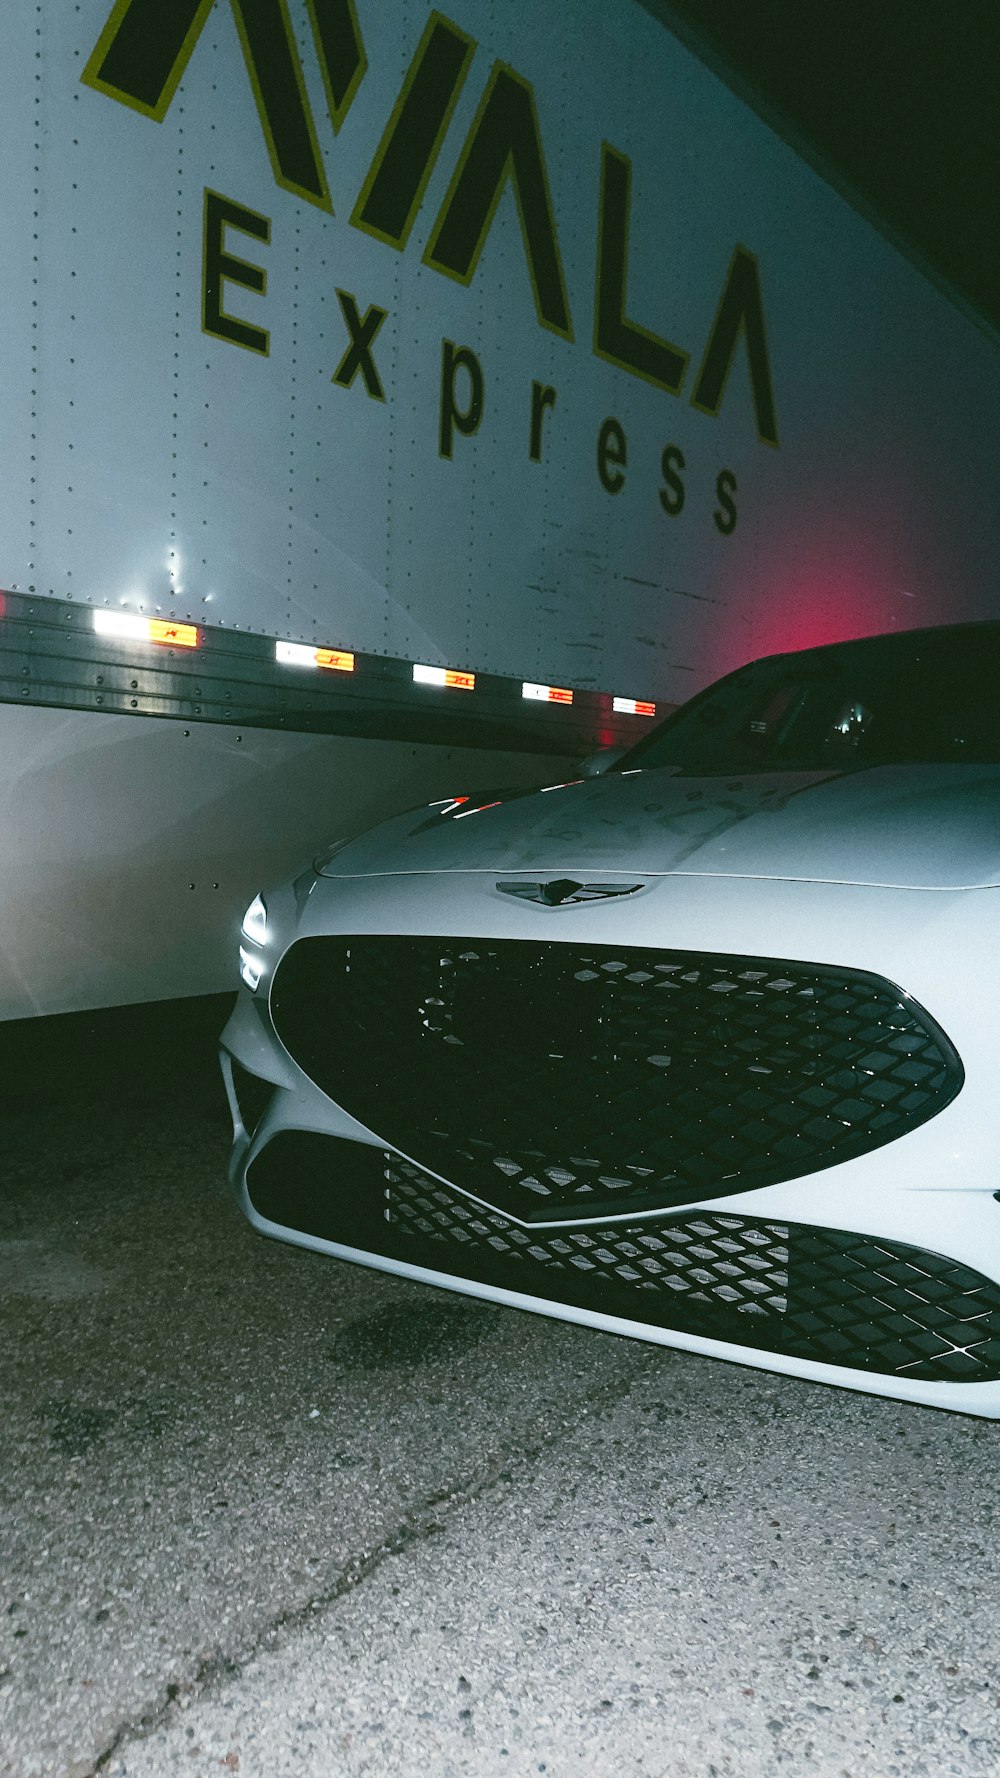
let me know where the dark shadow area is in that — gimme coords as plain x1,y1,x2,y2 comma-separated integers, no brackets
0,992,234,1134
652,0,1000,333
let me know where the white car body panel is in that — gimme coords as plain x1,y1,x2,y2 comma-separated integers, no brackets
314,764,1000,890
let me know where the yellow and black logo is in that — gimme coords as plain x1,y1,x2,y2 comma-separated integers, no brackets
82,0,779,496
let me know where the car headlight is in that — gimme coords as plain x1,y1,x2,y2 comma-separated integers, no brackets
241,893,267,945
239,945,264,993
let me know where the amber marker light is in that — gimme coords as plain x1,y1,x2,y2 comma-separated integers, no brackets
276,640,355,671
612,697,656,717
150,619,198,647
94,610,199,648
522,681,574,704
412,664,476,690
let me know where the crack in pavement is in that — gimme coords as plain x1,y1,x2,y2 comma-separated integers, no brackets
88,1345,664,1775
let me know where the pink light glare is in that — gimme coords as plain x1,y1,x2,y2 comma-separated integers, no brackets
700,501,932,683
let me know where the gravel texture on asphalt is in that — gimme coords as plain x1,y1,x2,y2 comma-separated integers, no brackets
1,995,999,1778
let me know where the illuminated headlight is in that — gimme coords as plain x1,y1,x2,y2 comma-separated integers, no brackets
241,893,267,945
239,945,264,993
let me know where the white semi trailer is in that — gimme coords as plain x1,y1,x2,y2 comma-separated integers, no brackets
0,0,997,1019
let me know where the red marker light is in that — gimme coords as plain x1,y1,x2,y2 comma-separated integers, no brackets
522,681,574,705
612,696,656,717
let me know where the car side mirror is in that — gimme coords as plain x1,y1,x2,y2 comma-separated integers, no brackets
578,746,626,778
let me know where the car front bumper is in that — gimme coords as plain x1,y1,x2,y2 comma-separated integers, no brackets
220,867,1000,1416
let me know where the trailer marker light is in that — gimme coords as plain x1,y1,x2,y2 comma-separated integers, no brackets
522,682,574,704
316,648,355,672
150,619,199,648
413,664,476,690
275,640,355,672
94,612,147,643
612,697,656,717
94,610,199,648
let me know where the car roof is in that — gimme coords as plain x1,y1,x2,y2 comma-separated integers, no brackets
754,619,1000,673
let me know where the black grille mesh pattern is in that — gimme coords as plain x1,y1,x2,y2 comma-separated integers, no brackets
384,1156,1000,1382
269,936,962,1218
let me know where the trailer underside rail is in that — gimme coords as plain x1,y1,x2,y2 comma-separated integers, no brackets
0,589,659,755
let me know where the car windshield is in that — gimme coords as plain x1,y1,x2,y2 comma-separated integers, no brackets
618,625,1000,775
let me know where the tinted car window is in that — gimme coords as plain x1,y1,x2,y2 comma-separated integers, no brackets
619,627,1000,774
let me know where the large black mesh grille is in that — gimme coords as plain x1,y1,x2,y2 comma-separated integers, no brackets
244,1132,1000,1384
384,1158,1000,1382
269,937,962,1219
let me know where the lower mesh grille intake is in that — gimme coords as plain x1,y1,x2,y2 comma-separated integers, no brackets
244,1132,1000,1385
269,936,962,1218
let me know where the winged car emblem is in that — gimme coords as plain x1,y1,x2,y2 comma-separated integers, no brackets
496,879,645,907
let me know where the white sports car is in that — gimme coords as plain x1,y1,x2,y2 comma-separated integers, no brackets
220,622,1000,1416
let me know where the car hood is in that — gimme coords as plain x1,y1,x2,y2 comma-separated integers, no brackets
317,763,1000,890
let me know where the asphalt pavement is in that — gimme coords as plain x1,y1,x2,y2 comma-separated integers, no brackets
1,995,999,1778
